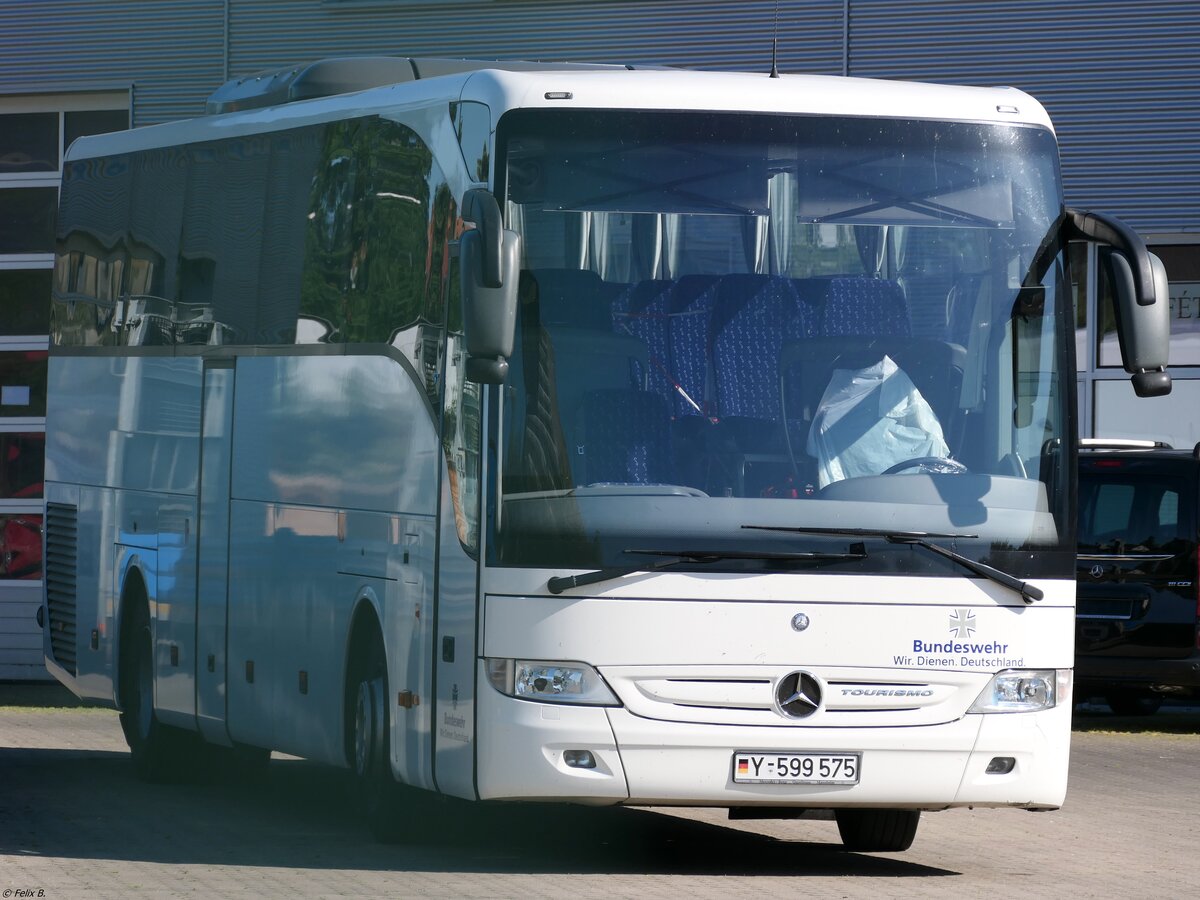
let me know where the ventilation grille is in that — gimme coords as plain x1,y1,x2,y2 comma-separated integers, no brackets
45,503,79,675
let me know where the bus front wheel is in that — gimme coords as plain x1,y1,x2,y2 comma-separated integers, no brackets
351,641,405,842
118,598,188,782
835,808,920,852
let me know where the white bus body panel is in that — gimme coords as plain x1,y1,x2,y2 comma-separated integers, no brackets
45,350,446,778
226,353,439,771
45,354,204,709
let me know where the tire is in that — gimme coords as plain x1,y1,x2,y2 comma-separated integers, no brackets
835,808,920,852
118,596,192,782
1105,690,1162,717
350,636,405,842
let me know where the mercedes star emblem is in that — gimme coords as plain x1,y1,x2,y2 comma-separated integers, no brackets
775,670,822,719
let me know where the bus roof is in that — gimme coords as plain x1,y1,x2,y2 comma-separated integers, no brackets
66,58,1054,162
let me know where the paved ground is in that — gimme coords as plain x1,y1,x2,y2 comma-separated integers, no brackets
1,686,1198,899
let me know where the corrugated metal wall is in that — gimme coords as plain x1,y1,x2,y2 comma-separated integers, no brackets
847,0,1200,232
226,1,844,76
0,0,223,126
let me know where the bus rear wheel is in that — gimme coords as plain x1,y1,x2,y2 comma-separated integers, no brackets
835,808,920,852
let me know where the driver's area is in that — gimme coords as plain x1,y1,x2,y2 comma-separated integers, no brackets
501,253,976,501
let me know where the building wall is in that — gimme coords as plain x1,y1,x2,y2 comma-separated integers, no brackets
848,0,1199,232
228,1,846,77
0,1,223,127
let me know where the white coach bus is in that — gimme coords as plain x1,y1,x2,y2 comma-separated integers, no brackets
42,57,1170,851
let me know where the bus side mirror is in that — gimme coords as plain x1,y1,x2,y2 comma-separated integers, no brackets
460,189,520,384
1102,248,1171,398
1066,208,1171,398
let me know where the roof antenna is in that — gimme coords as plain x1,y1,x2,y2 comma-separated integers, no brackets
769,0,780,78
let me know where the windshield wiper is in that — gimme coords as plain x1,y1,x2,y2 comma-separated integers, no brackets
546,546,867,595
742,525,1044,604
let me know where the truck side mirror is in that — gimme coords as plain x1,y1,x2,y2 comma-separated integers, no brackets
459,189,520,384
1067,208,1171,398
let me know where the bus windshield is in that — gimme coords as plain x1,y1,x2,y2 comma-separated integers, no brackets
492,109,1072,578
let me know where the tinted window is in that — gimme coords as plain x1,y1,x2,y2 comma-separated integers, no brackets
53,154,133,346
0,270,52,335
0,113,58,173
256,127,323,343
1079,473,1189,551
0,187,57,253
300,117,442,345
177,136,270,344
53,117,454,352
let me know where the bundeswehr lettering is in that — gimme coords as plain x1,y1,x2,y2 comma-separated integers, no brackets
913,639,1009,655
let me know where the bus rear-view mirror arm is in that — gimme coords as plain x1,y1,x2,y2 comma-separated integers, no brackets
460,188,521,384
1065,207,1171,398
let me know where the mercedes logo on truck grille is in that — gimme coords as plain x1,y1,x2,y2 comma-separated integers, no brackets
775,670,822,719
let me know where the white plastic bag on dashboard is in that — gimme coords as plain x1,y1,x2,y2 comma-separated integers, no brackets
806,354,949,488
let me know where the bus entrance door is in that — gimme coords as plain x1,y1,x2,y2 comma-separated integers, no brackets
195,360,235,745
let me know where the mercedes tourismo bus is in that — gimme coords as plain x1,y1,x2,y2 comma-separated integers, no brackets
41,57,1170,851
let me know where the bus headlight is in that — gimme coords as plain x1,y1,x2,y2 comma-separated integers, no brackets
485,658,620,706
968,669,1066,713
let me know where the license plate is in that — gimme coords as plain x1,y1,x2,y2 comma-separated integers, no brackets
733,751,861,785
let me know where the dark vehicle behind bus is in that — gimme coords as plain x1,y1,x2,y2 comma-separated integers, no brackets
1076,440,1200,714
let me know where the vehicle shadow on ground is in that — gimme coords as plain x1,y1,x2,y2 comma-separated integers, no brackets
0,747,957,878
1072,703,1200,735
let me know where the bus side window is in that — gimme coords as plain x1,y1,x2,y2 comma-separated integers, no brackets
300,117,437,348
178,136,270,344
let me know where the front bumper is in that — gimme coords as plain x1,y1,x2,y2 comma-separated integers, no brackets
475,684,1071,809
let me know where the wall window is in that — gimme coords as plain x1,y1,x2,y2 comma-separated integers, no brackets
1098,241,1200,368
0,430,43,499
0,270,51,335
0,92,127,585
1094,378,1200,451
1152,243,1200,367
1076,237,1200,445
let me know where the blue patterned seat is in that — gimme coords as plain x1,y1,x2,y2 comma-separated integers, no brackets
819,277,911,337
612,279,675,400
666,275,721,418
710,274,811,422
574,388,671,485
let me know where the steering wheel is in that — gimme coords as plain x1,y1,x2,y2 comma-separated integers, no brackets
882,456,969,475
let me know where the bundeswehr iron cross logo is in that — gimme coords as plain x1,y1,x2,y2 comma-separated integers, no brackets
949,609,976,640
